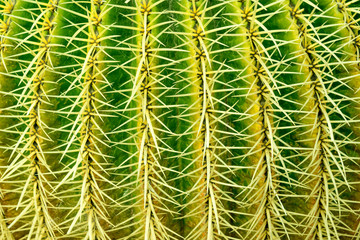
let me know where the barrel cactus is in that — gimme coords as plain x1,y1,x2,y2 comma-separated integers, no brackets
0,0,359,239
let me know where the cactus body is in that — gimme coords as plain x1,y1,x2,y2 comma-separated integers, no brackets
0,0,360,239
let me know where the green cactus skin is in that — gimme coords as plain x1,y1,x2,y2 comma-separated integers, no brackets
0,0,360,239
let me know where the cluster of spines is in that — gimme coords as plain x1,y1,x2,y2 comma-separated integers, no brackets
289,0,360,239
171,0,254,239
290,2,341,238
233,1,294,239
134,1,169,238
334,0,360,62
0,1,16,239
112,0,179,239
73,0,108,239
186,1,221,239
0,0,14,69
0,0,61,238
54,0,117,238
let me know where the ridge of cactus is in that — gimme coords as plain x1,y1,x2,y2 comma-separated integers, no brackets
288,0,360,239
0,0,16,238
0,0,63,238
170,1,249,238
228,1,294,239
129,0,175,238
6,0,61,237
289,2,345,239
112,0,181,239
178,1,224,238
56,0,115,238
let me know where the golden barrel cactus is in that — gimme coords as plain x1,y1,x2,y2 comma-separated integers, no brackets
0,0,360,239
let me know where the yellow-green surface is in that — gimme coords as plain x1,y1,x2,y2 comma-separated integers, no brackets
0,0,360,239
